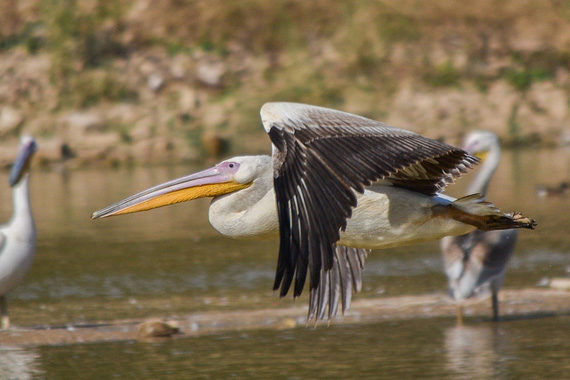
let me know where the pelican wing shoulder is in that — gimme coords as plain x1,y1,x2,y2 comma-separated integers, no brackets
261,102,478,297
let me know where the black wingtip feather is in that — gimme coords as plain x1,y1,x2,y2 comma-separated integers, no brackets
306,246,369,322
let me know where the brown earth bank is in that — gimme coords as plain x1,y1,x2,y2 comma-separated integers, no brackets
1,1,570,169
0,288,568,347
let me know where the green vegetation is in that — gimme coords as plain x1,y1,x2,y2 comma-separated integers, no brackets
107,121,133,144
3,1,569,98
507,103,519,141
0,21,44,54
501,50,567,92
376,9,421,43
41,0,130,107
61,70,137,108
423,61,461,88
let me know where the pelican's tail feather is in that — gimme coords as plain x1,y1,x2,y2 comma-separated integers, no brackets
441,194,537,231
478,211,536,230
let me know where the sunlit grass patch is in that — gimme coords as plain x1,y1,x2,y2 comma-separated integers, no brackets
423,61,461,88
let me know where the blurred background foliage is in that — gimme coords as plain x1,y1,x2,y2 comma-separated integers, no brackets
0,0,569,167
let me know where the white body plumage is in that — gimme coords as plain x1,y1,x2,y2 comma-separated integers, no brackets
208,155,474,248
0,176,36,296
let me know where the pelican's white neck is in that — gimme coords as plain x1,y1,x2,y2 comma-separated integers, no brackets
208,156,279,238
467,145,501,196
10,175,35,229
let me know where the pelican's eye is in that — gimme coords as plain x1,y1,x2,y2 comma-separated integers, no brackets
216,161,241,175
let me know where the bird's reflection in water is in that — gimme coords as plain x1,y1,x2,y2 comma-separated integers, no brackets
444,324,508,379
0,347,42,380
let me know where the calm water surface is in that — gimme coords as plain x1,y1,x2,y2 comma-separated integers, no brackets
0,148,568,378
2,316,569,379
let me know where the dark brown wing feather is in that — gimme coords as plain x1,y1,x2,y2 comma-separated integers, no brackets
264,103,478,297
308,246,368,321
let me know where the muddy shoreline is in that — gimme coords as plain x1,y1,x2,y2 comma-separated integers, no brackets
1,288,567,348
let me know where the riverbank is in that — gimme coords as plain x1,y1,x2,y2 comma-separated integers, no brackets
1,288,567,347
1,1,570,169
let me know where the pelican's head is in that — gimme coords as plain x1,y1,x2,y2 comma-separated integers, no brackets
9,135,38,187
461,131,499,162
92,155,271,219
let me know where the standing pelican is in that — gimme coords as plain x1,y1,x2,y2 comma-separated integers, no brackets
93,103,535,320
440,131,517,323
0,136,37,330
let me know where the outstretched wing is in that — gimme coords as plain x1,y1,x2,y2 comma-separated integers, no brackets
307,246,368,321
262,102,478,297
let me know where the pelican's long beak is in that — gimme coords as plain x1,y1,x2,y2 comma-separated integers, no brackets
91,166,251,219
472,151,488,161
9,137,38,187
462,142,488,162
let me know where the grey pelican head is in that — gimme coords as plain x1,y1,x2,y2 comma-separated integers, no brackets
462,131,500,160
9,136,38,187
461,131,501,196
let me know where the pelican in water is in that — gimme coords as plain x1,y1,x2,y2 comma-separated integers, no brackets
0,136,37,330
440,131,518,323
536,181,569,198
93,103,535,320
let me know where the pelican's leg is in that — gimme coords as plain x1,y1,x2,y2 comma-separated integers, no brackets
456,304,464,326
491,291,499,322
0,296,9,330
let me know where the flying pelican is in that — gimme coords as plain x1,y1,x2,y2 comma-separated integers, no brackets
440,131,518,323
92,103,535,320
0,136,38,330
